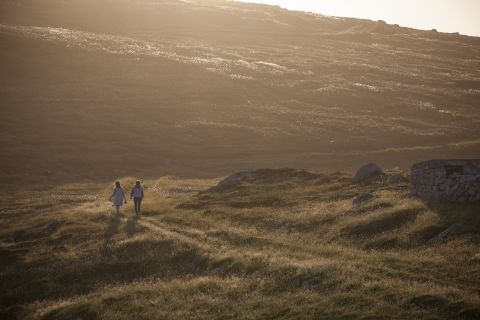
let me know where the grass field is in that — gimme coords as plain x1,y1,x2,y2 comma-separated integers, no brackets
1,1,479,318
1,169,479,319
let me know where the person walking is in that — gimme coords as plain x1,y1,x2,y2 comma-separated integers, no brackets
131,180,144,217
109,181,127,215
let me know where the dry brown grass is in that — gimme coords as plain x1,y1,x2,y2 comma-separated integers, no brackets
1,170,479,319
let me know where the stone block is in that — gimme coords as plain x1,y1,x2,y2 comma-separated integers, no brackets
410,159,480,202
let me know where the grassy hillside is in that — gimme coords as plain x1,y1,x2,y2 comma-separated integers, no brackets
1,0,480,187
1,169,479,319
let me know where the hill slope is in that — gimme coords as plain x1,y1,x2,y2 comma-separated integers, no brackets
1,170,479,319
1,0,480,187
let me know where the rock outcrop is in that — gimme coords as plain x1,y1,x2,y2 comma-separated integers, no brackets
428,224,464,244
216,171,255,190
411,159,480,202
353,193,375,205
352,163,383,183
388,174,407,185
215,168,322,191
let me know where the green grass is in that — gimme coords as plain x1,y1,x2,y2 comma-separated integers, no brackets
1,170,479,319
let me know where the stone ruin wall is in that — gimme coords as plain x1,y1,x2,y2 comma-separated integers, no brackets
410,159,480,202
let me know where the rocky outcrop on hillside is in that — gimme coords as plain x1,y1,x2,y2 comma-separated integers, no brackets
411,160,480,202
214,168,324,191
352,163,383,183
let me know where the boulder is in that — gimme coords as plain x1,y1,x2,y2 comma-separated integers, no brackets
428,223,464,244
352,163,383,183
8,229,26,242
215,168,321,191
388,174,406,185
301,280,313,290
216,171,255,190
353,193,375,205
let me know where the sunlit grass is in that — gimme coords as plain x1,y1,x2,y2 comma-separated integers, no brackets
1,170,479,319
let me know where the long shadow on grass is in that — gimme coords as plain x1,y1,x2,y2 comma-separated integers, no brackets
342,207,423,237
104,215,121,239
125,217,138,237
419,201,480,244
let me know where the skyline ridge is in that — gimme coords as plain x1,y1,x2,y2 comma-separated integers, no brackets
235,0,480,37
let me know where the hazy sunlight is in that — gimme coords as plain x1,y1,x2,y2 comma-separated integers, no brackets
235,0,480,36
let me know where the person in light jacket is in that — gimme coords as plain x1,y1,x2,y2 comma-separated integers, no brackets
130,180,144,217
110,181,127,215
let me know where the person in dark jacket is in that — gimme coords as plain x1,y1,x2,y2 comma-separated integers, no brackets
130,180,144,217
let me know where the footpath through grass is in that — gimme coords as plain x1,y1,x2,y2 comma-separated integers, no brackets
1,170,479,320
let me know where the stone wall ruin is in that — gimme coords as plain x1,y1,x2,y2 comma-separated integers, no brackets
410,159,480,202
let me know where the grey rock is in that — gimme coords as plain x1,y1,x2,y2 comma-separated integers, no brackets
301,281,313,290
353,193,375,205
8,229,26,242
410,159,480,202
279,223,291,234
216,171,255,190
352,163,383,183
388,174,406,185
428,224,464,244
182,261,197,271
